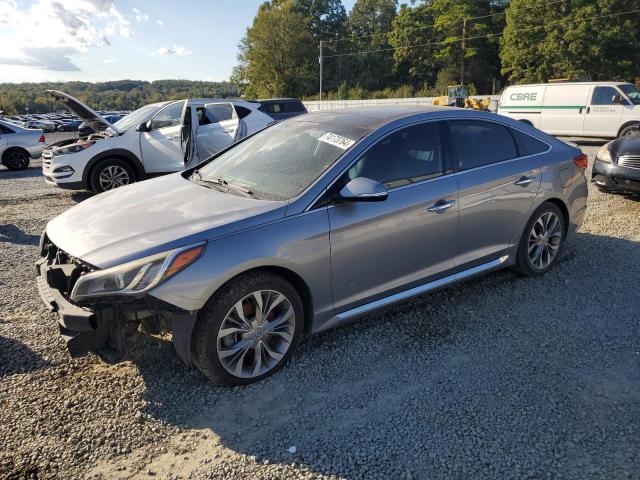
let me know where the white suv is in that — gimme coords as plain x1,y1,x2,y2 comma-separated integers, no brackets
42,91,273,192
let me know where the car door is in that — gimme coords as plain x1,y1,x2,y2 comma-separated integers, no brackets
583,85,625,137
194,103,240,160
328,121,459,313
539,85,590,136
447,120,544,266
139,100,186,173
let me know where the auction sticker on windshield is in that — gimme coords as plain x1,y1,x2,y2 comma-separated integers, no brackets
319,132,355,150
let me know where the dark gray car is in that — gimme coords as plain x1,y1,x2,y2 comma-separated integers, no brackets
36,106,588,385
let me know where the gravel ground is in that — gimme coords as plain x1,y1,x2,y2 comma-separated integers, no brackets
1,143,640,480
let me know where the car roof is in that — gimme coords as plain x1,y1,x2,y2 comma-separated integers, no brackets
505,82,632,87
289,105,456,130
259,98,303,103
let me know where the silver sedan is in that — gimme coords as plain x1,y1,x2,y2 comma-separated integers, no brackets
36,106,588,385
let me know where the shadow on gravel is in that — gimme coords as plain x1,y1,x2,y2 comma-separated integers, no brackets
0,167,42,179
0,336,51,378
71,191,95,203
130,232,640,478
0,224,40,245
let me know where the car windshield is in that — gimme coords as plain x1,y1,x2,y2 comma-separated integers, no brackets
619,84,640,105
195,120,368,200
111,103,164,132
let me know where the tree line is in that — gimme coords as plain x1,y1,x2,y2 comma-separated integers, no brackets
234,0,640,99
0,80,239,115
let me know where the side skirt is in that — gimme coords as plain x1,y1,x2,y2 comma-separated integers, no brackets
335,254,510,322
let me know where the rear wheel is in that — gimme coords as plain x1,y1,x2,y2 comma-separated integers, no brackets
2,149,30,170
90,158,134,192
514,202,565,276
192,272,303,386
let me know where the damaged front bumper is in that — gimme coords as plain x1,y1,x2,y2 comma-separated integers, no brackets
35,235,198,365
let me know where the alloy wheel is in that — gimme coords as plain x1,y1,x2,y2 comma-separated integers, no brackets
527,211,562,269
217,290,296,379
6,152,28,169
98,165,130,190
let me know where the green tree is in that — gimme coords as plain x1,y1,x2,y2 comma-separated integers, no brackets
237,1,316,98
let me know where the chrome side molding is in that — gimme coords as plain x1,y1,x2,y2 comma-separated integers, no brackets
336,255,509,320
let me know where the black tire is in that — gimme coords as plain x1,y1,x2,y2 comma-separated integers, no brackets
192,272,304,386
619,125,640,137
514,202,566,276
2,149,30,170
89,158,135,192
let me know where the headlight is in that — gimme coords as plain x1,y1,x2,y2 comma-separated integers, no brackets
54,141,95,156
596,144,612,164
70,242,206,301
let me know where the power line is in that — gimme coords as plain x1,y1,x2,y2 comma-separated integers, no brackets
323,8,640,59
322,0,572,47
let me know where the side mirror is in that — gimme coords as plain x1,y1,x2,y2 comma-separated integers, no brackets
137,121,150,132
613,94,625,105
338,177,388,202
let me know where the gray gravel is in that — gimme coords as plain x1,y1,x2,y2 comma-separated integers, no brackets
1,143,640,480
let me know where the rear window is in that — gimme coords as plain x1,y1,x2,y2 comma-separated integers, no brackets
509,128,549,156
284,101,306,113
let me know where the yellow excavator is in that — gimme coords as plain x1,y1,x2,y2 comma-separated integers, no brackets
432,85,491,111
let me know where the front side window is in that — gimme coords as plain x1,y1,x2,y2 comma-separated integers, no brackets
619,84,640,105
196,121,367,201
150,101,185,130
347,122,444,189
448,120,518,171
591,86,623,106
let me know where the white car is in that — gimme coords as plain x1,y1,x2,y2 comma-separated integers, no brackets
498,82,640,138
42,91,273,192
0,118,46,170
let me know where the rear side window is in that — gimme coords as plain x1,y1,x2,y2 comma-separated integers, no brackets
0,124,15,134
509,128,548,156
447,120,517,171
284,102,305,113
235,106,252,119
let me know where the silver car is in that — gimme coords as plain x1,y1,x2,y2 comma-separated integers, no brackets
1,118,46,170
36,106,588,385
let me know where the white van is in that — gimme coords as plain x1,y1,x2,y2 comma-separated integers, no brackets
498,82,640,138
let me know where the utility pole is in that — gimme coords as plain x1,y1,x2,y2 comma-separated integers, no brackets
460,17,467,86
319,40,323,101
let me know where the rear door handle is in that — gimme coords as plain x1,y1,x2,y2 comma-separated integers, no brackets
427,200,456,213
514,176,535,186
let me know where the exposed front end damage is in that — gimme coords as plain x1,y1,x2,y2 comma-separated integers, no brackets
36,233,198,365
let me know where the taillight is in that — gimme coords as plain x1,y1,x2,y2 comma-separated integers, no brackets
573,153,588,169
39,134,45,143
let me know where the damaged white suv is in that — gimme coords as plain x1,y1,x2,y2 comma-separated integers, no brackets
42,91,273,192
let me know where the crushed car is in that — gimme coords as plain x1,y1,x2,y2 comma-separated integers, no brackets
42,90,273,192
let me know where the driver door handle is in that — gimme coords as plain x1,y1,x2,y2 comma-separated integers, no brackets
427,200,456,213
514,176,535,186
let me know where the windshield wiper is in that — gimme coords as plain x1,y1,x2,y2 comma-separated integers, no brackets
191,172,254,197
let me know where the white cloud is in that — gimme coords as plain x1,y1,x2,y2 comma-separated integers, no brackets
102,58,115,64
0,47,80,71
156,19,164,26
0,0,134,71
155,45,192,56
132,7,140,13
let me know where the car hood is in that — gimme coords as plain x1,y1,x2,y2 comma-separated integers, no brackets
610,132,640,156
45,90,119,134
46,174,287,268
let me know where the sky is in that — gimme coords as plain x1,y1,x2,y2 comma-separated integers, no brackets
0,0,357,84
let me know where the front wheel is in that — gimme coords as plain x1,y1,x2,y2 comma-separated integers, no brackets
619,125,640,137
90,158,135,192
514,202,565,276
192,272,304,386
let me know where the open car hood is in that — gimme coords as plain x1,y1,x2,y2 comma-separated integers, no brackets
46,90,120,134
